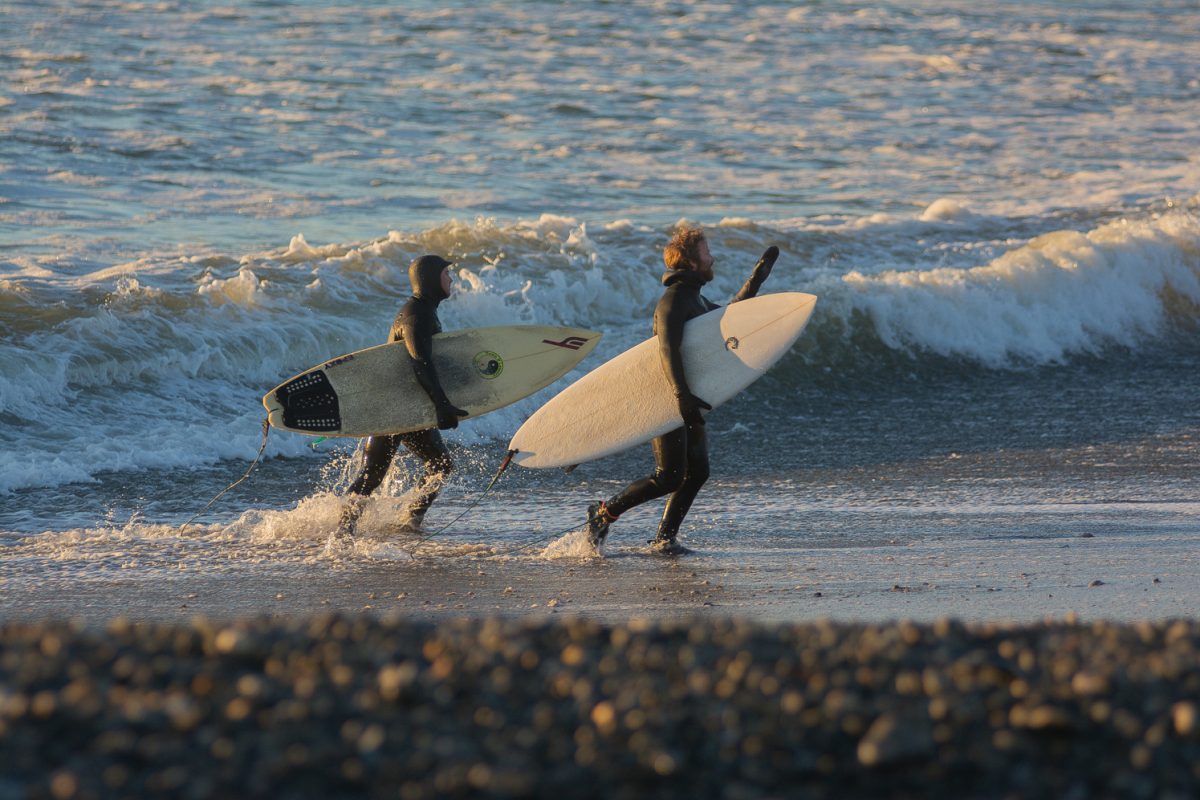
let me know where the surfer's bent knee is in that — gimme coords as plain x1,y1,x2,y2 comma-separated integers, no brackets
653,466,685,494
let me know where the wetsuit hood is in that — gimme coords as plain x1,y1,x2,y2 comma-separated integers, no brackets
409,254,454,303
661,269,711,287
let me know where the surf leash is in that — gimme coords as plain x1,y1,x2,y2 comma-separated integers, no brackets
181,416,271,531
408,449,517,551
404,446,606,559
485,520,588,558
401,446,600,559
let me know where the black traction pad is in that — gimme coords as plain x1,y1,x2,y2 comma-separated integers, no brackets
275,370,341,432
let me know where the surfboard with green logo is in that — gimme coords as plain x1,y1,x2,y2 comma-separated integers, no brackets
263,326,601,437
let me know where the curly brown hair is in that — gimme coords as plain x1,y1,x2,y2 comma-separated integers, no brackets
663,226,707,271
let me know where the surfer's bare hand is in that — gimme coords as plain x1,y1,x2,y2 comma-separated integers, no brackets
678,392,712,426
436,402,469,430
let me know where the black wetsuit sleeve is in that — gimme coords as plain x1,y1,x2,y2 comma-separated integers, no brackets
732,245,779,302
655,291,694,398
398,304,450,407
732,277,763,303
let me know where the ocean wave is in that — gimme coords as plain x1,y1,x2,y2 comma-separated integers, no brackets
824,209,1200,368
2,209,1199,493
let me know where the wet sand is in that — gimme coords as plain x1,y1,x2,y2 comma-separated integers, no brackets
3,527,1197,625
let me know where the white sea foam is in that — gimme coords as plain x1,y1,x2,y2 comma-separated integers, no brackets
541,528,601,560
0,215,653,492
837,212,1200,365
4,210,1200,494
918,199,973,222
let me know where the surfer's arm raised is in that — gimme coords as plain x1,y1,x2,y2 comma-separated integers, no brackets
732,245,779,302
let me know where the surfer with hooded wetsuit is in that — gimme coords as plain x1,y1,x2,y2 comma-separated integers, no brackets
337,255,468,537
585,228,778,554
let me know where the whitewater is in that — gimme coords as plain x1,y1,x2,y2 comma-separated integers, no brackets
3,209,1199,496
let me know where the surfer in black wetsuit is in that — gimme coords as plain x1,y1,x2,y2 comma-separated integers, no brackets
586,228,778,554
337,255,468,537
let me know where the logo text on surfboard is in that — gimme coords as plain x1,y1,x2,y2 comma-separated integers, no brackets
324,354,355,369
542,335,590,351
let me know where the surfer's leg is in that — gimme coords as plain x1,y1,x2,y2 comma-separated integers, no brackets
654,422,709,550
339,435,402,535
595,428,687,540
397,428,453,528
347,435,402,496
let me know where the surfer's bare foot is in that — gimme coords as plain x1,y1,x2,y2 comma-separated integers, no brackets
649,537,693,556
586,501,615,547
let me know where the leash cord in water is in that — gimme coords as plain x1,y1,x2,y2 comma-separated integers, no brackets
402,448,604,559
181,417,270,531
342,446,586,559
408,449,517,550
484,521,588,559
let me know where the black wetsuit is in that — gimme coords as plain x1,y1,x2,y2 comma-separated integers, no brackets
603,252,775,543
341,256,464,531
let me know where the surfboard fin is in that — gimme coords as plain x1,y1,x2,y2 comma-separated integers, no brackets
562,464,579,474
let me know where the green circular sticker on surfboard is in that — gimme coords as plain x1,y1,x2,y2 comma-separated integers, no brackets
473,350,504,379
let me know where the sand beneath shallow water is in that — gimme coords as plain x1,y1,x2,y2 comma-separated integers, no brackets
2,526,1198,625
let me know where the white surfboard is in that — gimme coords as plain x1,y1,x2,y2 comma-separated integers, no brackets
508,292,817,468
264,326,601,437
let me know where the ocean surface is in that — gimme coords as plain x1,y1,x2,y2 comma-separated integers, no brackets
2,1,1199,598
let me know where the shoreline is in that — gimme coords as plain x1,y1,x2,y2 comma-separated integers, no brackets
3,528,1197,626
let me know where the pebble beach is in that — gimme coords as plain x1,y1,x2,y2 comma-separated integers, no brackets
5,511,1200,796
3,615,1199,799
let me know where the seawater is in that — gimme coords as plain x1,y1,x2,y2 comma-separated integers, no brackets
2,2,1199,581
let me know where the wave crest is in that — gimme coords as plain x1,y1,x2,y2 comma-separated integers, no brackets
832,212,1200,367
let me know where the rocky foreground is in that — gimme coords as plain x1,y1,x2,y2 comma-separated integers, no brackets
1,615,1198,799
